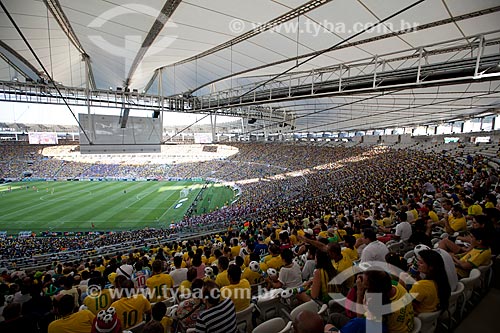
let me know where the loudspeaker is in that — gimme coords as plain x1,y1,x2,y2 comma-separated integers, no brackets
120,108,130,128
153,110,160,118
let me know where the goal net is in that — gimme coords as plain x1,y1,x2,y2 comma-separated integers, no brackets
180,187,190,199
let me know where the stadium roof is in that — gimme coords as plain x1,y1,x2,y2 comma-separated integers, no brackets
1,0,500,134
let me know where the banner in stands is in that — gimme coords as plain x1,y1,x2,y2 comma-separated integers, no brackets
444,137,460,143
28,132,58,144
472,136,491,143
194,133,213,144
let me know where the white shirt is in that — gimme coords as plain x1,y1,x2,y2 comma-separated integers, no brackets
278,263,303,288
360,240,389,263
395,222,412,241
406,211,415,223
301,260,315,281
423,182,436,193
169,268,188,287
132,269,152,289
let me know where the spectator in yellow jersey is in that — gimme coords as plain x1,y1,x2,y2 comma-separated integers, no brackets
342,235,359,262
110,279,151,330
83,277,112,315
203,248,211,264
206,248,217,265
221,264,251,312
230,238,241,259
151,301,173,333
262,244,283,270
410,250,450,315
440,204,467,234
439,214,491,255
215,256,230,287
234,255,245,270
454,228,492,278
329,243,354,290
420,203,439,224
463,197,483,220
223,246,232,260
242,253,266,284
484,193,497,209
146,260,174,303
49,294,95,333
363,270,414,333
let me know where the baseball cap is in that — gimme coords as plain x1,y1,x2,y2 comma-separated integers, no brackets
107,273,117,284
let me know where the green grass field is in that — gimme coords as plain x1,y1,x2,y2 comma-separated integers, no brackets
0,180,235,235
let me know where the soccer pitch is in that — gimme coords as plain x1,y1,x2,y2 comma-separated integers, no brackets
0,180,235,235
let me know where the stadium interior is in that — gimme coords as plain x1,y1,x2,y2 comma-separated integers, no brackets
1,0,500,332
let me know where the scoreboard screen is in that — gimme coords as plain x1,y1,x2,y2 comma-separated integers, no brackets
28,132,58,144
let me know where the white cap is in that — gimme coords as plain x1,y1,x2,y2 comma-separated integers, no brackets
116,264,134,278
304,228,314,236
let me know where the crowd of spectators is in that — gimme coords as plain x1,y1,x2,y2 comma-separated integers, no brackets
1,142,499,262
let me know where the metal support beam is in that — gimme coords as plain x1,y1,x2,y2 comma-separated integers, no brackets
82,54,96,91
44,0,95,89
84,58,93,144
211,113,217,143
124,0,182,88
416,48,423,83
187,6,500,95
474,35,484,77
159,67,163,138
186,32,500,112
0,41,42,81
144,69,159,93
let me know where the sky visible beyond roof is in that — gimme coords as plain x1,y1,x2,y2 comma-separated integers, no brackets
0,101,238,126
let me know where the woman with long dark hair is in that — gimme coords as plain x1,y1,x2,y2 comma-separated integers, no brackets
305,250,336,303
410,249,451,314
325,269,414,333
